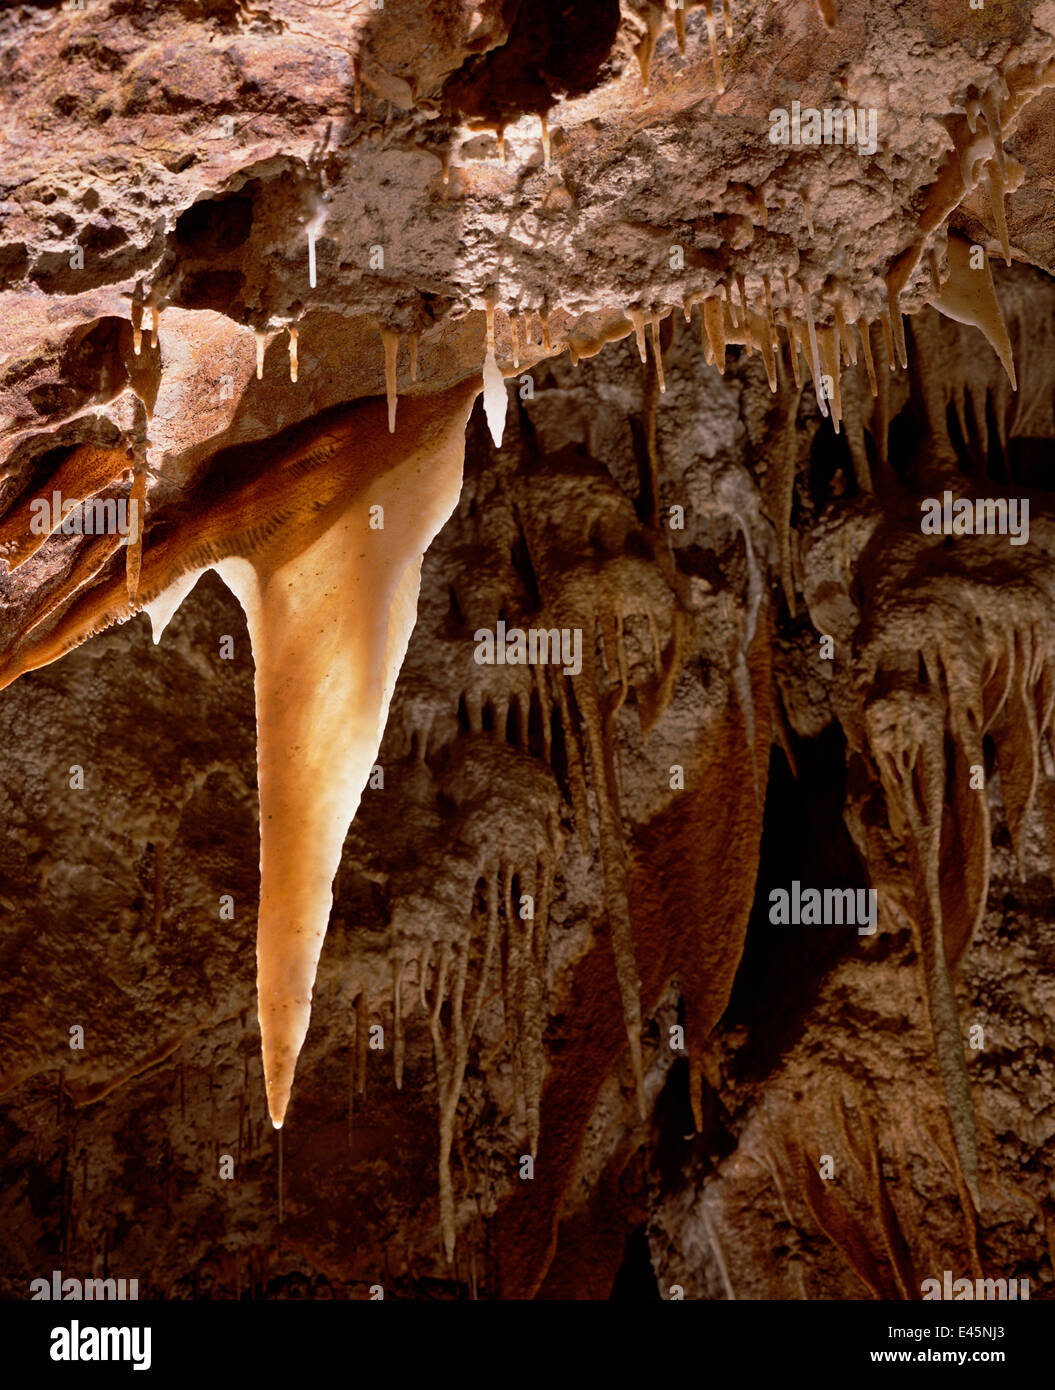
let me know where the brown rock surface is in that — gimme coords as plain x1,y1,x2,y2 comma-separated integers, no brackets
1,0,1054,1301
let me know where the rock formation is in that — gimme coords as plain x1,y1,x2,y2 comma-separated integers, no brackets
1,0,1054,1300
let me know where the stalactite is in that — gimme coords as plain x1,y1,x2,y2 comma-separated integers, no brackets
650,309,666,393
817,325,842,433
409,332,419,382
932,234,1017,389
393,958,406,1090
288,326,299,384
800,189,815,240
801,289,829,419
673,2,685,55
125,469,147,602
865,695,981,1212
756,295,777,391
0,444,134,572
482,339,506,448
884,276,909,369
430,874,498,1263
780,306,802,389
255,329,265,381
703,0,724,92
628,307,647,364
736,275,752,356
509,311,520,369
0,386,482,1124
569,621,646,1115
356,986,369,1100
987,159,1012,267
858,317,878,397
879,308,897,371
634,6,664,92
381,327,399,433
704,296,726,373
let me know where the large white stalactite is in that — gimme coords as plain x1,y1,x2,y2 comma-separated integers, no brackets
218,383,480,1126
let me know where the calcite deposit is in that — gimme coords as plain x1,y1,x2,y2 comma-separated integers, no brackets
1,0,1054,1301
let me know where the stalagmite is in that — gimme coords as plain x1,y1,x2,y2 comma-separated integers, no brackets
255,330,265,381
650,310,666,393
931,234,1017,389
288,327,299,384
381,327,399,433
628,307,647,363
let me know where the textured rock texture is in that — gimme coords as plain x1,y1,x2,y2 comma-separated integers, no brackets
1,0,1055,1301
